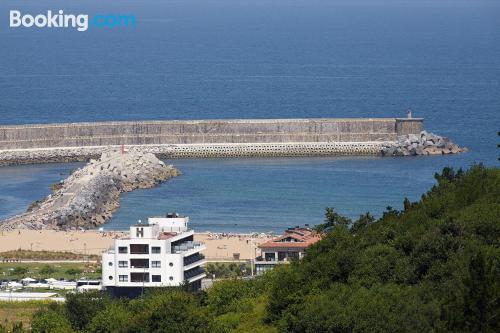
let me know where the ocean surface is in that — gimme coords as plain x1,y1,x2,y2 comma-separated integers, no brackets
0,0,499,232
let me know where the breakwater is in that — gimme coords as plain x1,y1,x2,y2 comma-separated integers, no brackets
0,149,180,230
0,118,424,165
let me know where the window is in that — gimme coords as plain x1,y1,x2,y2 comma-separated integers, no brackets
151,261,161,268
152,275,161,282
169,276,173,281
118,261,128,268
119,275,128,282
265,252,275,261
130,244,149,254
152,246,161,254
118,246,128,254
108,276,113,280
108,262,113,266
169,262,173,267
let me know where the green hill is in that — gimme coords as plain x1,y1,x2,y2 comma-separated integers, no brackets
266,164,499,332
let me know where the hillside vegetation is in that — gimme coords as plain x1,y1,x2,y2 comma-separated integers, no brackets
1,165,498,333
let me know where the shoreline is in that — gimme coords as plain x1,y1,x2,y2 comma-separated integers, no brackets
0,229,272,260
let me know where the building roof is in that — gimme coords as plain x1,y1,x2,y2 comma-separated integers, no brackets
158,232,178,240
258,227,322,250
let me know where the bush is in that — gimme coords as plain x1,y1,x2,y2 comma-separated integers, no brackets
65,292,108,331
31,305,72,333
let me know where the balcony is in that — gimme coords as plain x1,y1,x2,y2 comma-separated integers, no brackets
184,267,205,281
172,241,203,254
183,253,205,266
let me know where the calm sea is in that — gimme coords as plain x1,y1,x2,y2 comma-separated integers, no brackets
0,0,499,232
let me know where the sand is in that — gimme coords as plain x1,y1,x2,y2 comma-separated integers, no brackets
0,230,271,260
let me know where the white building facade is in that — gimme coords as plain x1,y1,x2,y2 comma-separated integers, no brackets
102,214,205,297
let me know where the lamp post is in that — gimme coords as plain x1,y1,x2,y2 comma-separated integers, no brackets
141,266,146,298
250,238,256,276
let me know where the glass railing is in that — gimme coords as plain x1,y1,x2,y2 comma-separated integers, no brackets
184,267,205,280
183,253,205,266
172,241,203,253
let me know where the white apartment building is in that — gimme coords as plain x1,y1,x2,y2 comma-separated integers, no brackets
102,213,206,297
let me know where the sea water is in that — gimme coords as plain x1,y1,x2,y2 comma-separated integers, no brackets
0,0,499,232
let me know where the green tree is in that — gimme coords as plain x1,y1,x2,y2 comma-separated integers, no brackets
12,266,28,278
65,291,108,331
87,301,131,333
315,207,351,232
460,250,499,332
31,306,73,333
39,265,57,277
207,279,254,315
127,290,209,333
351,212,375,234
65,268,83,278
267,165,499,332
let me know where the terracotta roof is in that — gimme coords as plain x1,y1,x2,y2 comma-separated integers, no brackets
259,228,322,250
158,232,177,240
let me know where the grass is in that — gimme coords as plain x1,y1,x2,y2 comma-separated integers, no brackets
0,262,101,281
0,301,50,329
0,250,99,261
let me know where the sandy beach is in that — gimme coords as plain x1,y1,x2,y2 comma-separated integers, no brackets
0,230,271,260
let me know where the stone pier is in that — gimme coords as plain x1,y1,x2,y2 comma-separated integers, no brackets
0,118,424,165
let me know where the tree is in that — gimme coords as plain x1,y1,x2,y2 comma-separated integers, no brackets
206,279,254,316
351,212,375,234
87,302,131,333
65,292,108,331
315,207,351,232
65,268,83,278
31,307,73,333
461,251,499,332
39,265,57,277
267,166,500,332
127,290,209,333
12,266,28,278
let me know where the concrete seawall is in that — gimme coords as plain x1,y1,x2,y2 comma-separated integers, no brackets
0,118,423,165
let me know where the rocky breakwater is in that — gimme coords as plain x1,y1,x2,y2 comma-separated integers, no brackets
381,131,467,157
0,149,180,230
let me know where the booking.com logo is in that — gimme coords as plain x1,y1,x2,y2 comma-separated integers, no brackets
9,10,136,32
